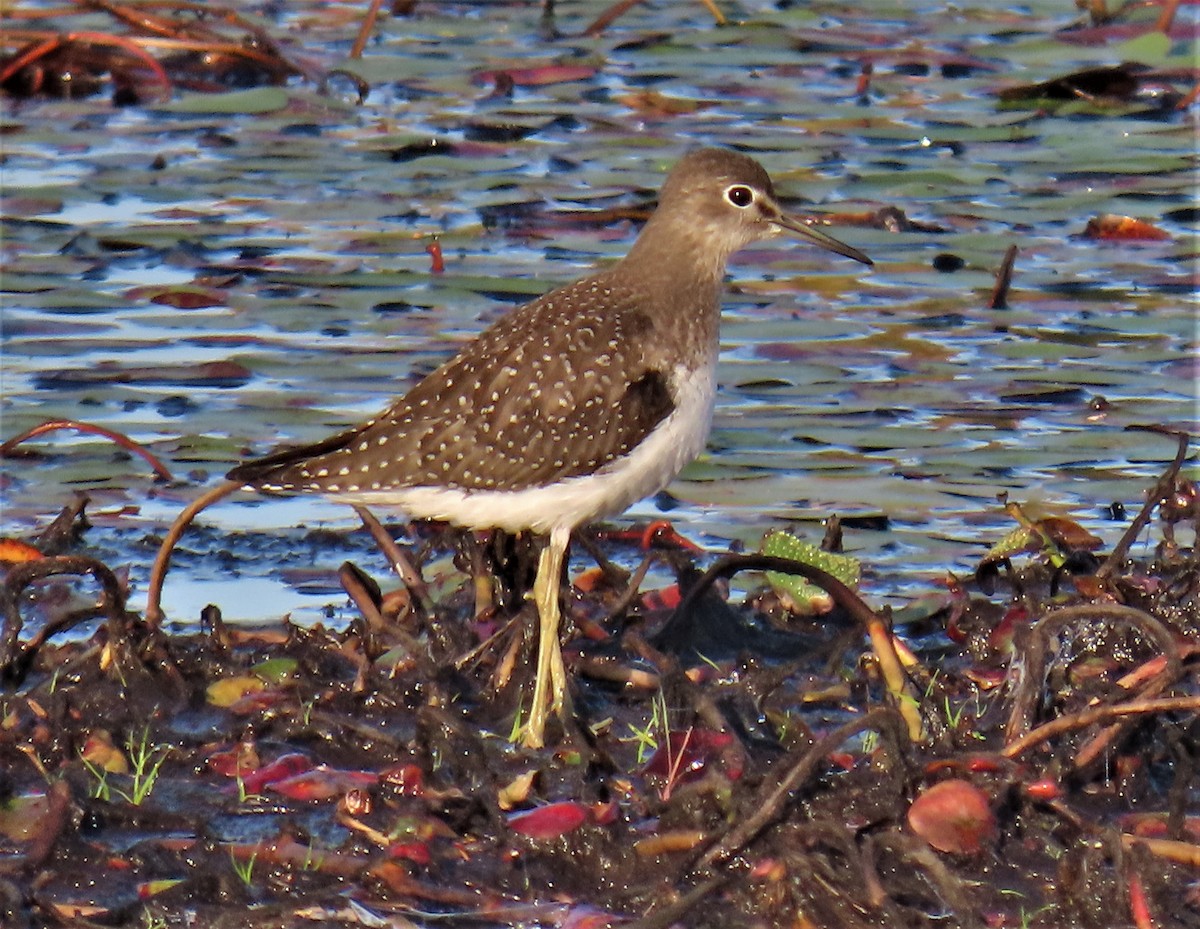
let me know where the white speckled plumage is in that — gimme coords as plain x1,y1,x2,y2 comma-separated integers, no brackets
226,147,870,747
330,361,716,533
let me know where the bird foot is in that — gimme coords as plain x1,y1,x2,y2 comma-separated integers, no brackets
517,530,570,748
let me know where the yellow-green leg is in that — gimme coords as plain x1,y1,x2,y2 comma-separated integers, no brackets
521,526,570,748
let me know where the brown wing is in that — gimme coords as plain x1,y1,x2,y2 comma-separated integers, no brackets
227,275,675,495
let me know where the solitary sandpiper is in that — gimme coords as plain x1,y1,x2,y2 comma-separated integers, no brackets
225,148,871,748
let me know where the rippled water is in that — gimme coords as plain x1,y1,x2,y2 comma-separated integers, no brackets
2,0,1196,623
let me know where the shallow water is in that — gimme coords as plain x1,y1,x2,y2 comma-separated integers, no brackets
2,0,1196,623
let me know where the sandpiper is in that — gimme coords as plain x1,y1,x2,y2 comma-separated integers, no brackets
226,148,871,747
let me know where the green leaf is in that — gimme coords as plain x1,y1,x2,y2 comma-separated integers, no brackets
761,530,860,616
1112,31,1173,67
251,657,299,684
981,525,1039,565
159,88,291,115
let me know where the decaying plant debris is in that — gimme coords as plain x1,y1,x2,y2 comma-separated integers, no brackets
1,0,310,104
0,431,1196,929
3,0,1196,922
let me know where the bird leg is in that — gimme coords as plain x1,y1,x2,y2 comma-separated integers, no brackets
521,526,570,748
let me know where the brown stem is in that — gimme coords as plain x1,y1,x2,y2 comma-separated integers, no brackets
604,551,656,619
1121,834,1200,867
583,0,642,36
662,554,923,739
0,36,64,85
691,707,907,873
1,418,174,482
1098,430,1190,579
1003,695,1200,759
1,555,130,681
987,243,1018,309
144,480,242,626
351,506,434,616
350,0,385,59
1155,0,1181,32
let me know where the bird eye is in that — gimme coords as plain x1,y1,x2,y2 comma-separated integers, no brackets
725,185,755,208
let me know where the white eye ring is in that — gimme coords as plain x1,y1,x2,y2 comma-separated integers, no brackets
725,184,755,208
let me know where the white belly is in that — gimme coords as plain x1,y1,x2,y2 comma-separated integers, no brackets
334,362,717,534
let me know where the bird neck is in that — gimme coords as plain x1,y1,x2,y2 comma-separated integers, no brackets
611,225,726,369
622,209,738,289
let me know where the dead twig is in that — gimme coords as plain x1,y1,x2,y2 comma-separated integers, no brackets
144,479,242,626
1003,694,1200,759
1,555,131,683
6,30,172,91
338,561,388,634
1,418,174,482
603,550,656,620
987,243,1018,309
338,560,430,671
662,553,924,740
691,706,907,874
35,494,90,555
1004,602,1183,745
352,505,434,616
1098,430,1191,579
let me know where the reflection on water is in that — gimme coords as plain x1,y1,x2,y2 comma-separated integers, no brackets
1,0,1195,625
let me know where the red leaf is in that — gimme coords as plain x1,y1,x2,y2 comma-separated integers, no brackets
907,779,996,854
945,610,968,643
590,799,619,826
269,765,378,802
125,285,226,308
641,585,682,611
237,753,312,794
207,743,259,778
508,801,589,839
962,666,1007,689
748,856,787,882
387,840,432,865
228,687,292,715
473,65,597,87
988,604,1030,653
642,728,734,784
964,755,1007,774
1023,778,1061,801
381,763,425,797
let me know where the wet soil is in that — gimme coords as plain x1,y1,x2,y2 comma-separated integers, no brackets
1,462,1198,929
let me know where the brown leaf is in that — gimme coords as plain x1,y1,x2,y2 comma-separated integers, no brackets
907,779,996,854
1083,214,1171,241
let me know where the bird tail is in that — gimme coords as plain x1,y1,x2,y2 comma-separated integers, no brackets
225,424,365,487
